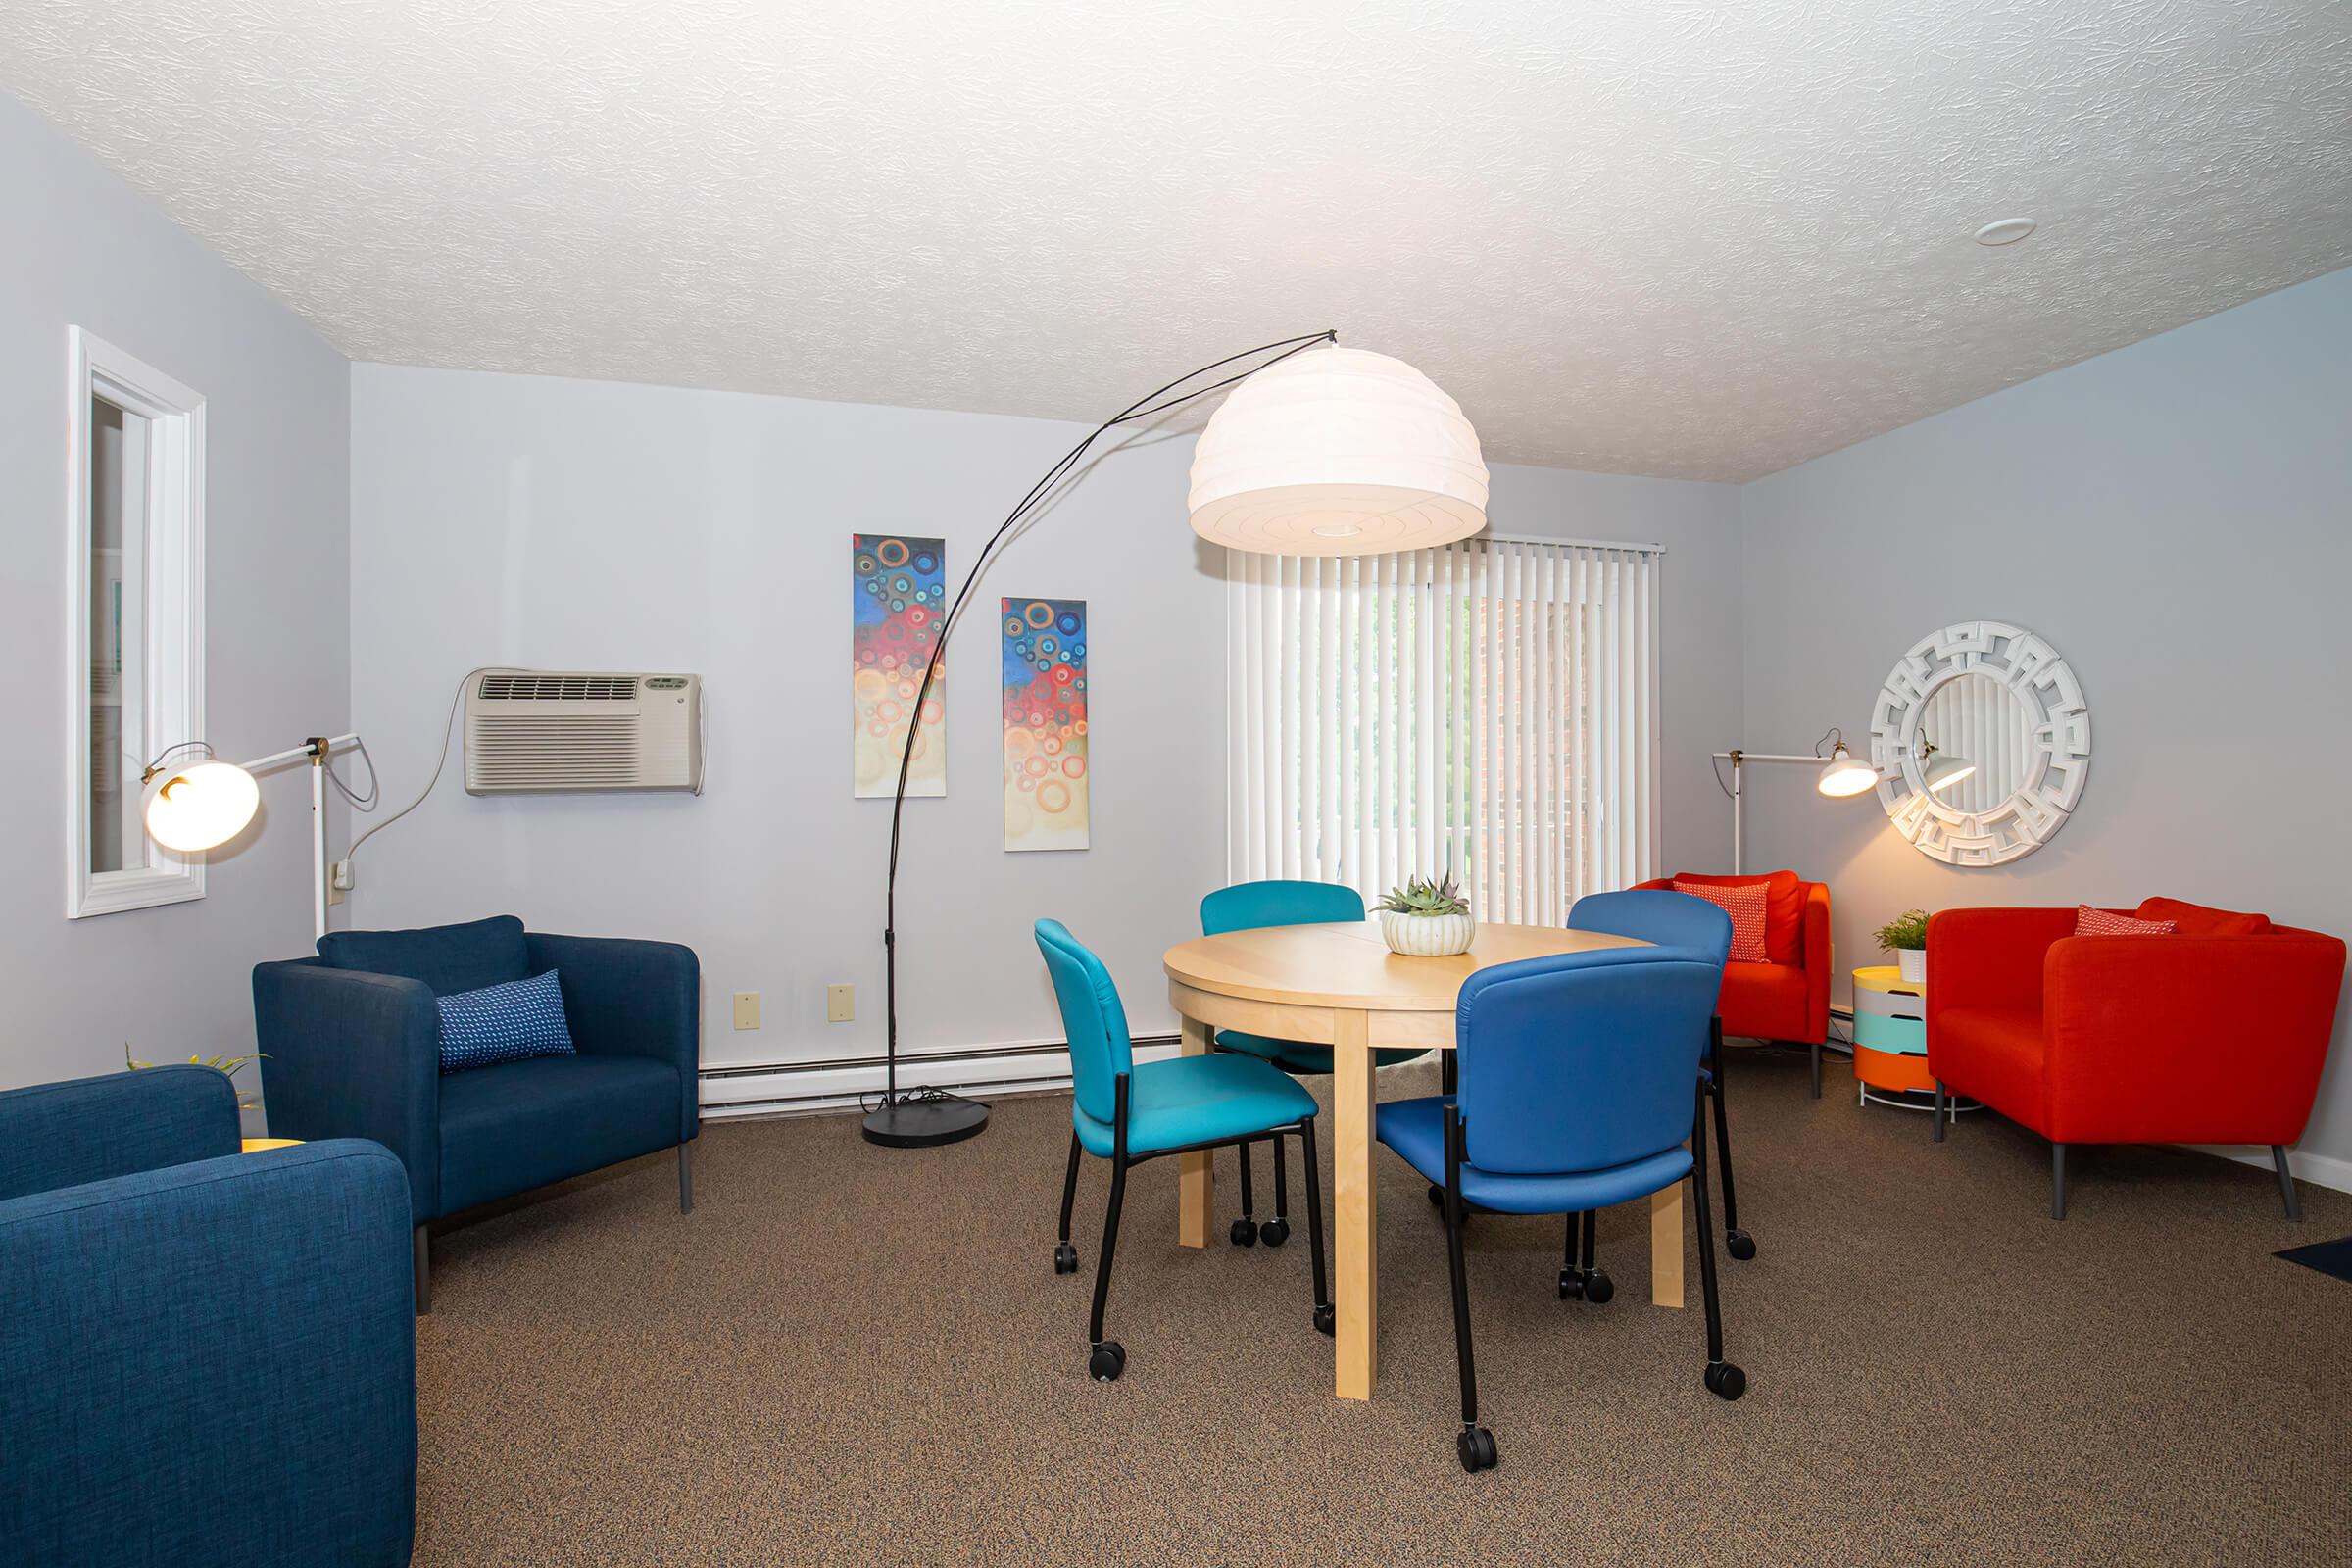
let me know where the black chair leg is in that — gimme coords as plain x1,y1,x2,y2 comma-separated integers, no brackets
413,1224,431,1316
1087,1078,1131,1381
1690,1080,1744,1401
1443,1108,1494,1471
1261,1131,1292,1247
1298,1116,1333,1336
1231,1137,1259,1247
1709,1022,1753,1260
1441,1051,1458,1098
678,1141,694,1215
1933,1080,1947,1142
2051,1142,2067,1220
1810,1039,1823,1099
1053,1130,1082,1274
1557,1209,1613,1303
2273,1146,2301,1221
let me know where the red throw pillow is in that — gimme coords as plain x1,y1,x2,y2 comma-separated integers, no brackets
2075,906,2176,937
1669,869,1803,964
1676,879,1770,963
2134,897,2272,938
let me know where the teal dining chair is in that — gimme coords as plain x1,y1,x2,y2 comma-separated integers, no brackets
1035,918,1333,1382
1378,945,1747,1471
1200,880,1427,1250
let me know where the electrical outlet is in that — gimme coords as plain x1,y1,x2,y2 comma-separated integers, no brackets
827,984,855,1022
330,860,354,891
732,992,761,1030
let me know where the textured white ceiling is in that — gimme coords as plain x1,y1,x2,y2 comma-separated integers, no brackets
5,0,2349,480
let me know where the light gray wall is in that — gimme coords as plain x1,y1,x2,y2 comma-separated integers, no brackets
0,91,351,1100
1740,266,2352,1170
1481,465,1746,879
346,364,1742,1072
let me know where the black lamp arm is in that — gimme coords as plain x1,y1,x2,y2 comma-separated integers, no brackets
875,328,1339,1108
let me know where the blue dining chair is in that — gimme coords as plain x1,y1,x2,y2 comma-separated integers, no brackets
1377,946,1747,1471
1200,880,1427,1251
1035,918,1333,1382
1568,890,1748,1286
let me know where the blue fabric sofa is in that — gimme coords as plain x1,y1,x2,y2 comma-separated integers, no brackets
253,914,701,1312
0,1064,416,1567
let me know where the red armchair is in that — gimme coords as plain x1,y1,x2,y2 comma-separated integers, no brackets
1927,902,2345,1219
1635,873,1834,1096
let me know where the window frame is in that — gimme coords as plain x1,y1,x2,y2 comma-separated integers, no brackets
64,326,208,919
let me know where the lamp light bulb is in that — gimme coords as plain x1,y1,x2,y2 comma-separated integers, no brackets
142,760,262,852
1816,743,1877,798
1924,753,1978,795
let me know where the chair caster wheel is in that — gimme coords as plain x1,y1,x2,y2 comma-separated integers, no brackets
1456,1424,1497,1472
1726,1228,1756,1261
1583,1269,1614,1305
1704,1360,1746,1400
1428,1182,1446,1209
1558,1268,1583,1301
1313,1303,1335,1337
1259,1217,1290,1248
1089,1342,1126,1382
1229,1218,1258,1248
1053,1242,1079,1275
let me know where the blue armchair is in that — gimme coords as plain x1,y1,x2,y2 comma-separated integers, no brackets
253,914,700,1312
0,1065,416,1567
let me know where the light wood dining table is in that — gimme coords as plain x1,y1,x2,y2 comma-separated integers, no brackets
1162,918,1689,1401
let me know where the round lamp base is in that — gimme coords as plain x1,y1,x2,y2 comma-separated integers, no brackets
861,1094,990,1149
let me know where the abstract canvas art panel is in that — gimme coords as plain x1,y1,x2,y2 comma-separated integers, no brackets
1002,597,1089,851
853,535,948,798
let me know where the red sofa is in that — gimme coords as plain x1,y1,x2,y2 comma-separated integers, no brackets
1635,873,1834,1096
1926,900,2345,1219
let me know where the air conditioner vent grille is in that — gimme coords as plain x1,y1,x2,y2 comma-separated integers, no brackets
463,670,701,795
477,673,638,702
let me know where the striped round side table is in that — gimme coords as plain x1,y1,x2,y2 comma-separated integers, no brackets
1851,966,1979,1118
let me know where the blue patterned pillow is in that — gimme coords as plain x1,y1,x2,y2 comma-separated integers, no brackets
435,969,576,1074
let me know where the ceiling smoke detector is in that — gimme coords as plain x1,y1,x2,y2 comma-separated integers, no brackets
1974,218,2038,246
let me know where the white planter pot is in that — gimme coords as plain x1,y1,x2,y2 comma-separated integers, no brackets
1897,948,1927,984
1380,909,1477,956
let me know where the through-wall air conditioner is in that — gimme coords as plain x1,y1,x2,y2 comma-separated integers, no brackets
464,670,704,795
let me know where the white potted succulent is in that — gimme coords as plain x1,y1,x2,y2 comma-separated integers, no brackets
1376,873,1477,957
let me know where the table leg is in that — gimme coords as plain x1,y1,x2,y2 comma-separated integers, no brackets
1650,1182,1685,1309
1177,1013,1214,1249
1333,1009,1376,1399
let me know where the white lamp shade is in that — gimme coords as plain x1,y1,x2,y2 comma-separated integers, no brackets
1923,753,1978,795
142,760,261,852
1187,347,1488,556
1816,744,1878,798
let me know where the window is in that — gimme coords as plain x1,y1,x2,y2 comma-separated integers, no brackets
65,327,207,918
1226,535,1661,925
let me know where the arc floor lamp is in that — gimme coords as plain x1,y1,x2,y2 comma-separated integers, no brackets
864,332,1492,1149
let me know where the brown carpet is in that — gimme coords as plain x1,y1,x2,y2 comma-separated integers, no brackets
414,1051,2352,1567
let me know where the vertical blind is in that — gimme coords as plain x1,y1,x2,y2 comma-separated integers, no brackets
1921,674,2032,815
1226,535,1662,927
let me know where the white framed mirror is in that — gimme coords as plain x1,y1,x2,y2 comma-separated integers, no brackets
1867,620,2089,866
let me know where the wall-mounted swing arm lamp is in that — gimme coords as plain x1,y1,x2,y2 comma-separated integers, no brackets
865,330,1491,1151
140,734,367,942
1714,729,1878,874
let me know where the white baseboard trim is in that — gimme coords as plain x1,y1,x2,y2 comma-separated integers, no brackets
702,1038,2352,1198
698,1034,1180,1121
2187,1143,2352,1198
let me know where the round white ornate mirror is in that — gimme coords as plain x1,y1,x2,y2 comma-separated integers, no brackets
1867,620,2090,866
